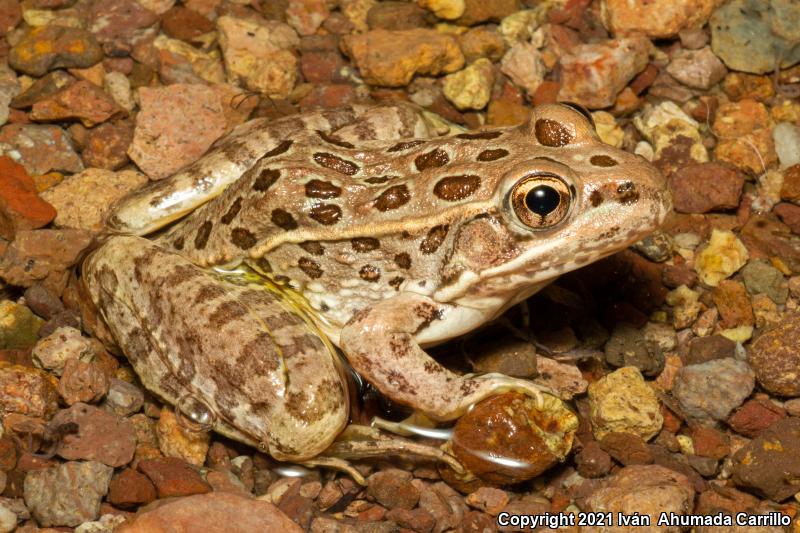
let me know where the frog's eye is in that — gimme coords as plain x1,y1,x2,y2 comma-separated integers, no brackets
560,102,595,129
510,175,572,229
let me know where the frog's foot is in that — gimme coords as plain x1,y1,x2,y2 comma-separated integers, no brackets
82,235,350,462
340,292,552,422
314,424,466,483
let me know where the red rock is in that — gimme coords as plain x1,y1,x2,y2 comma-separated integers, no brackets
87,0,159,54
576,440,613,478
531,80,560,106
161,7,214,43
298,83,358,111
598,432,654,466
727,398,786,438
128,84,228,180
366,469,420,510
0,156,56,240
629,63,659,95
689,425,730,460
57,359,110,405
775,202,800,235
117,492,302,532
0,437,17,471
557,35,650,109
385,508,436,533
300,49,347,84
465,487,509,516
0,365,58,418
686,335,736,365
662,264,697,288
31,80,125,128
0,0,20,36
0,229,92,287
669,163,744,214
780,164,800,203
367,1,430,30
0,123,83,176
712,280,754,328
108,468,157,508
695,486,759,515
732,417,800,501
51,403,135,467
137,457,212,498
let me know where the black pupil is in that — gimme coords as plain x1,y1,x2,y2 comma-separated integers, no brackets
525,185,560,216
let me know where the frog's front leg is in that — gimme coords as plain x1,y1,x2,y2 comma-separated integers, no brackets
340,292,548,421
82,235,349,462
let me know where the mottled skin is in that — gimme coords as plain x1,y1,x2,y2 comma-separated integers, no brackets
82,102,670,462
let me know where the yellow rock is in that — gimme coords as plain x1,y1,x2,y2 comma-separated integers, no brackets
156,407,211,467
588,366,663,441
442,58,494,110
592,111,624,148
694,229,749,287
633,101,708,162
418,0,465,20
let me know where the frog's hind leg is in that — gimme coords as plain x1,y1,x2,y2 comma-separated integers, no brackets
82,235,349,462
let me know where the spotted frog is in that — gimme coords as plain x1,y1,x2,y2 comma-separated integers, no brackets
81,102,670,467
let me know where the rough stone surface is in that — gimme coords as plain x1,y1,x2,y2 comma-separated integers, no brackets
669,163,744,214
731,417,800,501
672,358,755,425
588,366,663,441
0,156,55,240
9,26,103,77
51,403,136,467
602,0,722,39
748,313,800,396
0,124,83,176
23,460,113,527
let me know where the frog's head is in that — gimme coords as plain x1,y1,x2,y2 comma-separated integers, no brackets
437,103,671,307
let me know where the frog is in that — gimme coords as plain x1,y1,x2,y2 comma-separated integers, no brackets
80,101,670,474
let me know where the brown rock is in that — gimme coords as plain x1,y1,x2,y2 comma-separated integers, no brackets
695,485,760,515
0,365,58,418
465,487,508,516
30,80,125,128
108,467,157,508
662,263,698,288
741,214,800,273
366,469,419,510
57,358,110,405
9,26,103,77
598,432,654,465
90,96,139,137
367,1,430,30
666,46,727,90
137,456,212,498
487,99,529,127
712,280,754,328
51,403,135,467
0,437,17,471
685,335,736,365
669,162,744,214
731,417,800,501
0,0,20,36
385,508,436,533
712,99,777,174
340,28,464,87
576,440,613,478
162,7,215,43
11,71,76,110
688,425,729,460
88,0,159,54
128,83,228,180
455,0,518,26
458,27,505,63
723,72,776,102
116,492,302,533
418,482,468,532
775,202,800,234
0,229,92,287
0,156,56,240
300,49,347,84
780,164,800,203
558,35,650,109
727,398,786,438
601,0,722,39
0,123,83,175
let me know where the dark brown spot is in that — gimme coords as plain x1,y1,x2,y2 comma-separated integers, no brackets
271,209,298,230
389,276,404,290
617,181,639,205
433,175,481,201
364,176,391,184
456,130,502,140
264,139,293,157
414,148,449,171
351,237,380,252
208,301,247,329
590,190,604,207
313,152,359,175
394,252,411,269
255,257,272,273
420,225,448,254
231,227,257,249
387,140,425,152
173,236,184,250
375,184,410,211
534,118,574,147
299,241,324,255
305,179,341,199
193,284,226,304
194,221,212,249
477,148,509,161
316,130,354,149
590,154,619,167
359,264,380,282
220,197,242,224
309,204,342,225
298,257,323,279
253,169,280,192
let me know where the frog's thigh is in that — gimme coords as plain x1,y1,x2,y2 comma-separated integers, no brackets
82,235,348,461
339,292,545,421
